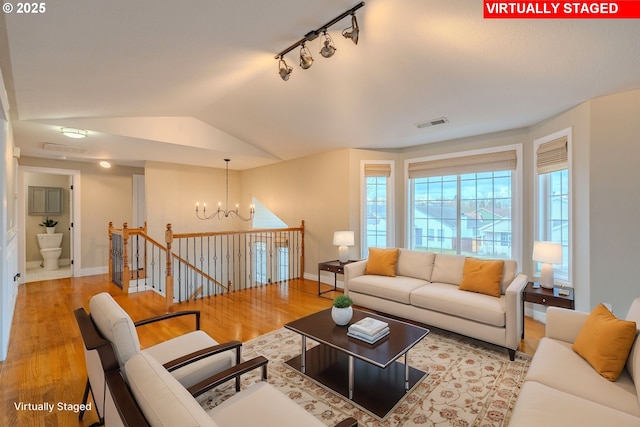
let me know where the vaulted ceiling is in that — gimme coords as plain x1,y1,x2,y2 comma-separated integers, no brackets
2,1,640,170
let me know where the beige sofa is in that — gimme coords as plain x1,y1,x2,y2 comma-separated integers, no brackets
509,299,640,427
344,249,528,360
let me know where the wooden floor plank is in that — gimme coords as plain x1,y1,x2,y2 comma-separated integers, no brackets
0,275,543,426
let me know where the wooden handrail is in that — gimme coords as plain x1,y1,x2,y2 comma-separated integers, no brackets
109,221,305,310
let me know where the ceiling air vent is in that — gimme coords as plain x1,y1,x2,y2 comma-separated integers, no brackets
43,143,89,154
416,117,449,129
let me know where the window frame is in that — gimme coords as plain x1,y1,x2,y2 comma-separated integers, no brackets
533,128,572,286
360,160,395,258
405,144,523,265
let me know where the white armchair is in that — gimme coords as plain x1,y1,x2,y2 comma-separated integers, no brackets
76,292,241,425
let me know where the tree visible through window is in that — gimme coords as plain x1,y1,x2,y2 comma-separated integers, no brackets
408,148,518,260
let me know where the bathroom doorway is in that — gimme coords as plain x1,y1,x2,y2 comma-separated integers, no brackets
18,166,81,283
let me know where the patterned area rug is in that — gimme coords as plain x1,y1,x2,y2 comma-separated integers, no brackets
198,327,530,426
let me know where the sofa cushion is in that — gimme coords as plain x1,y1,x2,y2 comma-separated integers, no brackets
624,298,640,405
348,275,428,304
509,380,640,427
210,382,325,427
125,353,217,427
500,260,517,294
142,330,234,389
459,258,504,298
431,254,466,285
89,292,140,368
573,304,637,381
396,249,435,281
526,337,640,417
410,282,506,327
365,248,399,277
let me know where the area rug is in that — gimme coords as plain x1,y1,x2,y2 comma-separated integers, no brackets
197,328,530,426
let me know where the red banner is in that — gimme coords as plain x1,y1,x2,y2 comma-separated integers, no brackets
484,1,640,18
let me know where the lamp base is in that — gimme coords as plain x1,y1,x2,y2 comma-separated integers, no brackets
338,246,349,263
540,263,555,289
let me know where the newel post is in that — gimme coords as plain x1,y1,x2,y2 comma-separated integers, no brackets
122,223,130,293
165,224,174,311
108,222,113,282
300,220,305,278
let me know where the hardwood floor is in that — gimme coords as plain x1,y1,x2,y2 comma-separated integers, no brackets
0,275,544,426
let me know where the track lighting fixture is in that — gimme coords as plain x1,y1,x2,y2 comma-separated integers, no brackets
342,13,360,45
278,58,293,81
299,44,314,69
275,2,365,80
319,31,336,58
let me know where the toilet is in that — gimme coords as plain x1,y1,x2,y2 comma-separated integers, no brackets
37,233,63,270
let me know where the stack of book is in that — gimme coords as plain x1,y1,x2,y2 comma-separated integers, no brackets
348,317,390,344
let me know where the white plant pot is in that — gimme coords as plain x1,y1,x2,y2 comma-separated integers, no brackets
331,306,353,326
46,227,55,234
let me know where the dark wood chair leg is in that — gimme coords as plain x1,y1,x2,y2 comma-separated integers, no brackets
79,378,91,420
508,348,516,361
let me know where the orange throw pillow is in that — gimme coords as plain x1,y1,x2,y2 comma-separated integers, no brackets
573,304,637,381
459,258,504,298
364,248,399,277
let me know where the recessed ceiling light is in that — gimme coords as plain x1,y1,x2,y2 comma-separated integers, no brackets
99,161,111,168
61,127,88,138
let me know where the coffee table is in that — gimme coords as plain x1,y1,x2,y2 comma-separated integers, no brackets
284,308,429,419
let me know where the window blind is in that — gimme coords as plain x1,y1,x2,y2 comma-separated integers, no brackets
536,136,568,174
364,163,391,178
408,150,517,179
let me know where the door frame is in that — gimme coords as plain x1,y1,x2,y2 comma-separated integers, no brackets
18,166,81,278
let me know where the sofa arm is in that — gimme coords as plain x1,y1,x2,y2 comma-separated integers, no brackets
344,260,367,295
504,274,528,352
545,306,589,343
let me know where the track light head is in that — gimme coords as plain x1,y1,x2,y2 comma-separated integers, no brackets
342,14,359,45
278,58,292,81
319,31,336,58
299,44,314,69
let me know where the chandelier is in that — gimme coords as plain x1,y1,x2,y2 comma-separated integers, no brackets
195,159,255,222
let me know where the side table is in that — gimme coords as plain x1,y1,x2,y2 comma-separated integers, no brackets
318,260,357,296
522,281,574,338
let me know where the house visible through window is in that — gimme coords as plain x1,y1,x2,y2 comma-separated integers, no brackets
408,148,519,260
535,132,570,284
361,161,394,258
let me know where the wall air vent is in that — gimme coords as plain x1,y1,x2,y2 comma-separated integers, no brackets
43,143,89,154
416,117,449,129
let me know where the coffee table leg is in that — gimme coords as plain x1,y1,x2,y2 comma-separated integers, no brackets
348,355,354,400
301,336,306,374
405,352,410,391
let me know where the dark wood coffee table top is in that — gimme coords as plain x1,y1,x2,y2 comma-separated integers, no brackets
285,308,429,368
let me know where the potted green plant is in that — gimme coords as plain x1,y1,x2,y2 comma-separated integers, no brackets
331,294,353,326
40,217,58,234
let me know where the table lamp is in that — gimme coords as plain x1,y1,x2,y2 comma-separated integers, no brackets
333,231,354,263
532,241,562,289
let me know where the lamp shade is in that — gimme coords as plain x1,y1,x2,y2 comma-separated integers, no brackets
333,231,354,246
532,241,562,264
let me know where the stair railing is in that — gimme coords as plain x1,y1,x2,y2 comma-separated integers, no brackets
109,221,305,310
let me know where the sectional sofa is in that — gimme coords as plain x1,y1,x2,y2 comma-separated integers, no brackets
344,248,528,360
509,299,640,426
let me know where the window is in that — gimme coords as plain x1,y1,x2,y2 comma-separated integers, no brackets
408,147,520,261
535,131,571,284
361,161,394,257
